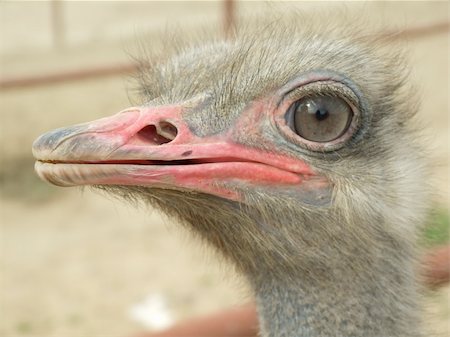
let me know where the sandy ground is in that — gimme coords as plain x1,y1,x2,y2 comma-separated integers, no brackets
1,2,449,337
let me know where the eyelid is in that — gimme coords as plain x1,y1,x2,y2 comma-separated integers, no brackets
274,79,364,153
283,80,360,109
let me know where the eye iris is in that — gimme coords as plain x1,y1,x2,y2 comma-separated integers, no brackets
292,96,352,143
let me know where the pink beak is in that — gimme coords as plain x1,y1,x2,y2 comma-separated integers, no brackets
33,105,320,201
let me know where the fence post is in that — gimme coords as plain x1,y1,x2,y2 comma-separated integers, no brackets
223,0,236,38
51,0,65,49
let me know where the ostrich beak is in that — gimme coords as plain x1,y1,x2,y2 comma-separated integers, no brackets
32,105,326,201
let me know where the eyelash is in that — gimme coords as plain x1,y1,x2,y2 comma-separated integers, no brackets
283,82,359,109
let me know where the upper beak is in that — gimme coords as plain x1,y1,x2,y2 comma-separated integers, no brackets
33,105,320,201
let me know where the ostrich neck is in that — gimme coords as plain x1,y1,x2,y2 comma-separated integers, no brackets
251,247,423,337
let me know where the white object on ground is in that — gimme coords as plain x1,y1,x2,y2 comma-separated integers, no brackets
128,293,174,331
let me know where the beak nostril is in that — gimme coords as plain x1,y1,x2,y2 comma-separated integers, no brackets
129,121,178,146
157,121,178,141
133,125,173,146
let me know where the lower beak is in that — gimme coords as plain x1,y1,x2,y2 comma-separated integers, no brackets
32,106,323,201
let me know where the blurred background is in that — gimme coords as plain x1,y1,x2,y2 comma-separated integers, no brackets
0,1,448,337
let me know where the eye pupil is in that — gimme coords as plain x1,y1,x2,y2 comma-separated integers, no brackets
315,109,329,121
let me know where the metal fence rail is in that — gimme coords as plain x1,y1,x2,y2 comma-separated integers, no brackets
1,15,448,90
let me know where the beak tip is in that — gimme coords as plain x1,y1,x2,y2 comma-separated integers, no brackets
32,125,82,160
32,132,55,160
32,134,46,159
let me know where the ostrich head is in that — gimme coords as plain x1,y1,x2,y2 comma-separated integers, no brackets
33,15,428,337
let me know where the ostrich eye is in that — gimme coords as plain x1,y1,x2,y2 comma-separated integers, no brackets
292,96,353,142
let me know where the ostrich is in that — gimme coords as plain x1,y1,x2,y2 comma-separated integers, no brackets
32,15,428,337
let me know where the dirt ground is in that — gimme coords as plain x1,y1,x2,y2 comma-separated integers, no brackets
1,2,449,337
